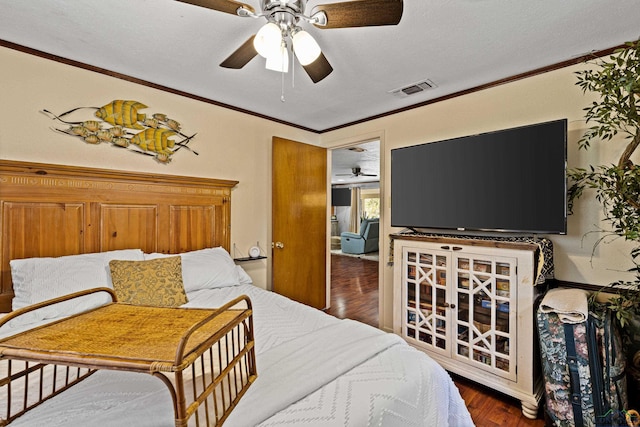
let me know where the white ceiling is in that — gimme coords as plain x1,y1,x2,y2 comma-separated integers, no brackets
1,1,638,133
331,139,380,185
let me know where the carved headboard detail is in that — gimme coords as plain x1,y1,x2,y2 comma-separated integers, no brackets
0,160,238,312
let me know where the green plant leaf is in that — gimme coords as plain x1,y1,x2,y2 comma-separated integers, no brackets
571,39,640,326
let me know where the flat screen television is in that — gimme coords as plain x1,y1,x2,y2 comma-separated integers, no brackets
331,187,351,206
391,119,567,234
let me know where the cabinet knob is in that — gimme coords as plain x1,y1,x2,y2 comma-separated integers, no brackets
274,241,284,249
444,302,456,309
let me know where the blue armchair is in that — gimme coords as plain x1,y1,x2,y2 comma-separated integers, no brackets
341,218,379,254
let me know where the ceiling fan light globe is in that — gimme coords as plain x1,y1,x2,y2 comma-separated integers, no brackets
265,43,289,72
254,22,281,58
292,30,321,66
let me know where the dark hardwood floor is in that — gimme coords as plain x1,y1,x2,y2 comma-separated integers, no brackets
327,253,546,427
326,253,379,327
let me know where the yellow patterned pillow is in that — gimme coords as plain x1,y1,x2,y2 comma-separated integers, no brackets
109,256,188,307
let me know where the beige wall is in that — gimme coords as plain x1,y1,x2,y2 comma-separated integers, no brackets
2,46,637,332
0,46,319,289
320,64,638,331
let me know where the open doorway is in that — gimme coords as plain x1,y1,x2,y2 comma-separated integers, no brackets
326,140,380,328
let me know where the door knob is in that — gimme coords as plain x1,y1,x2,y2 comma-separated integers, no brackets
274,241,284,249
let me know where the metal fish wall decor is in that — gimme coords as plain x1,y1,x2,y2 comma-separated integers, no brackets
43,100,198,163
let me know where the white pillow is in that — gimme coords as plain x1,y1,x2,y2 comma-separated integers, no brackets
144,247,240,292
236,265,253,285
9,249,144,325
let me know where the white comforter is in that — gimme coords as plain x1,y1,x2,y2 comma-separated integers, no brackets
1,285,473,426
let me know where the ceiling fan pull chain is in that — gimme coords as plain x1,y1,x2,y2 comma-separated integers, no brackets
280,39,289,102
280,63,286,103
291,51,296,89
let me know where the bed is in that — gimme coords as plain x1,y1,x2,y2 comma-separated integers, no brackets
0,160,473,426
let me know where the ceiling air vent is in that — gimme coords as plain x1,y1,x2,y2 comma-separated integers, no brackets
346,147,365,152
388,79,437,98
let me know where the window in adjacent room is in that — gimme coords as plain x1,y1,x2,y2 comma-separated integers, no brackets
361,188,380,219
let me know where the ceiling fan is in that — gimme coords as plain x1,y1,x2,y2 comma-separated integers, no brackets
337,167,377,177
176,0,404,83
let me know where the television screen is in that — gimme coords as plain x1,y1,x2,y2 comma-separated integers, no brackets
391,119,567,234
331,188,351,206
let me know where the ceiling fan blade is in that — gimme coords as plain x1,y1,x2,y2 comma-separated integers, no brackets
302,52,333,83
176,0,254,16
220,35,258,69
312,0,403,29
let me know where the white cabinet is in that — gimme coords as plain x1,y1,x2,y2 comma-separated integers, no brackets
393,235,545,419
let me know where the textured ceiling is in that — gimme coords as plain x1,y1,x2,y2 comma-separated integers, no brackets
331,139,380,185
1,1,638,133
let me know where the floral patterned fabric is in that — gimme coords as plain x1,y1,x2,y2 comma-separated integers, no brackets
537,304,627,426
590,307,628,426
109,256,188,307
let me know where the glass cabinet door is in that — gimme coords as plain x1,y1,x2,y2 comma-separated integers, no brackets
403,248,451,355
453,254,516,380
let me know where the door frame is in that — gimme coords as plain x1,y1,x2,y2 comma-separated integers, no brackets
327,133,385,329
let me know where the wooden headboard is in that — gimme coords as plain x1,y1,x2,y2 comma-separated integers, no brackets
0,160,238,312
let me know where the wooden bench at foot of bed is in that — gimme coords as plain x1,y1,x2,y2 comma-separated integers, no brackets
0,289,257,427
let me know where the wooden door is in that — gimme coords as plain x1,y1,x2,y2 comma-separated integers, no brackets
272,137,327,309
